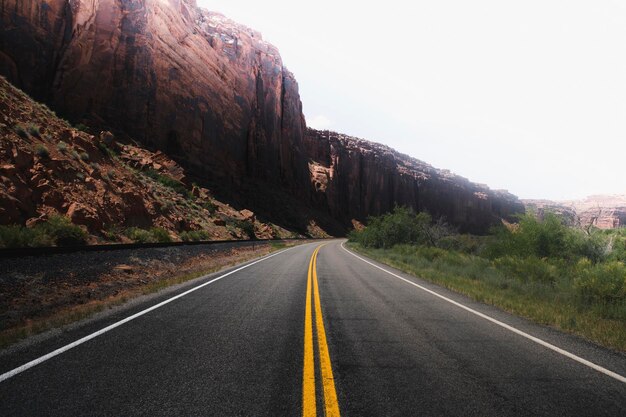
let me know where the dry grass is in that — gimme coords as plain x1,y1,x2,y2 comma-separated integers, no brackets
350,243,626,352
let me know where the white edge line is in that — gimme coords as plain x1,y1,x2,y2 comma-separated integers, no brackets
0,245,299,383
341,242,626,384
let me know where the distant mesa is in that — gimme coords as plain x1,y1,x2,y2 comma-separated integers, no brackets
0,0,523,236
523,195,626,229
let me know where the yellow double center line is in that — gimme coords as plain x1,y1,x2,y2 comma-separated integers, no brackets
303,244,341,417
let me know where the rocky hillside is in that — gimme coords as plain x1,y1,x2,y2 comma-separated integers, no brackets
524,195,626,230
0,75,293,243
0,0,524,235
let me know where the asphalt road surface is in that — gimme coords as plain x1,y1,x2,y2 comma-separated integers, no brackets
1,241,625,416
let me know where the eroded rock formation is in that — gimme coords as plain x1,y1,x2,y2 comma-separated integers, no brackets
524,195,626,229
305,129,524,233
1,0,524,234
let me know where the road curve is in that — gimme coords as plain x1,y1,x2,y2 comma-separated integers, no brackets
0,240,624,416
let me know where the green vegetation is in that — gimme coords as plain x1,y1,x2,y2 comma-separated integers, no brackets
0,215,87,248
226,218,256,240
142,168,190,198
56,141,68,152
349,208,626,351
124,227,172,243
34,144,50,158
97,141,117,158
74,123,89,133
179,230,211,242
27,124,41,138
202,200,218,214
79,151,90,161
14,124,28,139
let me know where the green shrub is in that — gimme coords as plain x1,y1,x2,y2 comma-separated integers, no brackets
56,141,68,152
14,125,29,139
202,200,218,214
124,227,152,243
349,206,453,249
492,255,561,285
124,227,172,243
179,230,210,242
34,144,50,158
27,124,41,138
226,218,256,240
75,123,89,132
142,168,188,196
0,224,53,248
79,152,90,161
484,213,609,262
71,150,80,160
150,227,172,243
97,142,117,158
40,215,88,246
574,259,626,305
0,215,87,248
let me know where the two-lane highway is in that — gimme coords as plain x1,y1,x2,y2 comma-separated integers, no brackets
1,241,625,415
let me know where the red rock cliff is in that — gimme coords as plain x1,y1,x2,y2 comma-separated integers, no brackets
1,0,308,190
305,129,523,233
0,0,523,234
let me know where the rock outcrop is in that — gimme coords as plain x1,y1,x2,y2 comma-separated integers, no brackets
1,0,524,234
524,195,626,229
0,76,289,241
305,129,524,233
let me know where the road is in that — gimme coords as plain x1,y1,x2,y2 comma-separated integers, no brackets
1,241,625,416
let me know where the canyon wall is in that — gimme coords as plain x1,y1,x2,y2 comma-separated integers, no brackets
1,0,308,191
0,0,523,234
305,129,523,233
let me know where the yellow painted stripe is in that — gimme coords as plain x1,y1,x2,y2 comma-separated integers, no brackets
312,245,341,417
302,246,319,417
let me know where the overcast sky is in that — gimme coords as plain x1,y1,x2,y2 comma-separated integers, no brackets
198,0,626,201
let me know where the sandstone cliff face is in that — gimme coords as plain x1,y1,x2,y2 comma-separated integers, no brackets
1,0,308,190
1,0,524,234
305,129,523,233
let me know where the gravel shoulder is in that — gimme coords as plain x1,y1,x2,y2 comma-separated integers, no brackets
0,241,296,349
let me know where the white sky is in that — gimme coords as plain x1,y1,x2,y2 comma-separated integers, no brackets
197,0,626,200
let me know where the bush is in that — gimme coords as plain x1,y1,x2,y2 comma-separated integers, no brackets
27,124,41,138
483,213,609,262
0,215,87,248
75,123,89,132
79,152,90,161
142,168,189,197
0,225,53,248
56,141,68,152
34,144,50,158
226,218,256,240
203,200,218,214
492,255,561,285
14,125,29,139
39,215,88,246
349,206,453,249
124,227,172,243
574,259,626,305
179,230,210,242
97,142,117,158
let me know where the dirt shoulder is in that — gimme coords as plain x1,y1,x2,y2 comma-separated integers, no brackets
0,241,299,349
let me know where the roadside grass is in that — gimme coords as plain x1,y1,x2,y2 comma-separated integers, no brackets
0,243,296,350
349,243,626,352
